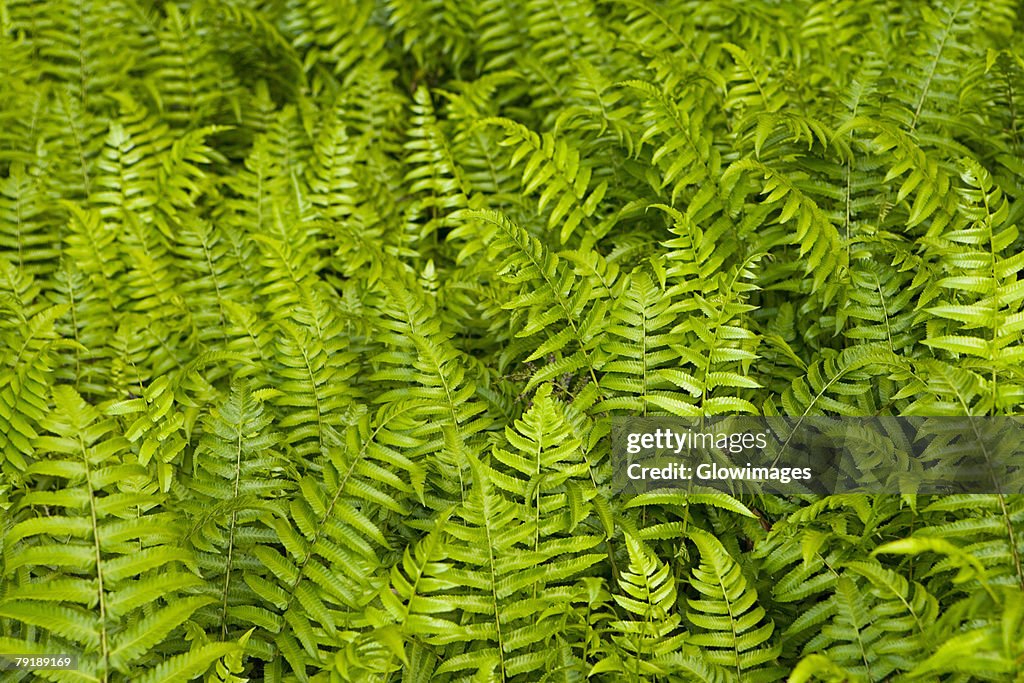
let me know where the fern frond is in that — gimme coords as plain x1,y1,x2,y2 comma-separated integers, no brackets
2,385,212,680
145,3,238,128
0,269,71,473
455,209,606,396
686,528,782,682
481,118,608,244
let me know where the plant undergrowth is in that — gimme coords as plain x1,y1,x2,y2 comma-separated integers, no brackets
1,0,1023,681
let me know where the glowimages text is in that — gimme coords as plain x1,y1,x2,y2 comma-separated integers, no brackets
627,461,813,484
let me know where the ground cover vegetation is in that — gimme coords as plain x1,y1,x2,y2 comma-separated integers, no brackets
1,0,1023,680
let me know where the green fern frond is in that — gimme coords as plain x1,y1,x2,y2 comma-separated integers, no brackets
481,118,608,244
686,527,782,682
1,385,215,680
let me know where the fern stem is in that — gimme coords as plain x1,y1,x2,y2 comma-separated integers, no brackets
909,1,962,131
481,496,508,682
219,413,245,640
78,429,111,682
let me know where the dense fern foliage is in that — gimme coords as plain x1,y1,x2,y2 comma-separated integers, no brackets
2,0,1024,680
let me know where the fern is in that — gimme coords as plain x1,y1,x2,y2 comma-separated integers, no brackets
481,118,608,244
2,2,1024,681
180,381,290,649
594,534,685,679
0,385,218,681
686,528,782,682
